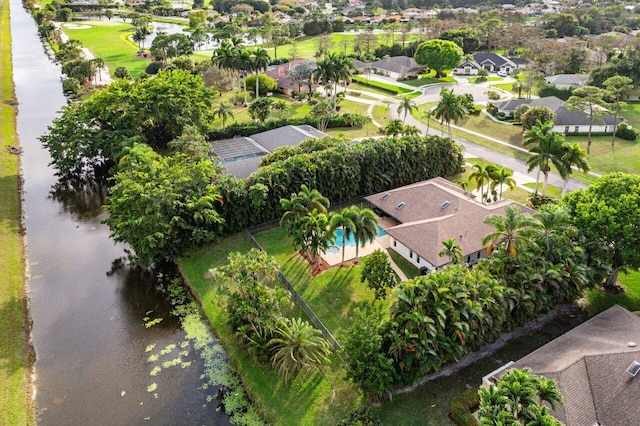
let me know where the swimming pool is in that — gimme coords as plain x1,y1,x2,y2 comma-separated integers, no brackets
326,226,387,254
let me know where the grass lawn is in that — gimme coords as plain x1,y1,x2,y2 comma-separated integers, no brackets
523,182,561,198
388,248,421,279
468,76,502,84
401,71,456,87
209,93,312,128
0,0,33,423
564,135,640,174
177,234,361,425
352,75,414,95
584,271,640,315
253,226,391,340
347,81,396,98
372,104,392,128
61,21,149,78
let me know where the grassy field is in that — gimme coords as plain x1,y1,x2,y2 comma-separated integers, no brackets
177,234,361,425
352,75,414,94
61,21,149,78
584,271,640,315
0,0,33,423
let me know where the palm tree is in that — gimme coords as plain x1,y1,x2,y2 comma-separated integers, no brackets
490,167,516,201
397,96,417,124
402,125,420,137
433,87,466,139
559,143,589,196
526,131,567,197
351,207,378,261
213,101,234,129
279,184,329,228
212,40,240,104
298,209,335,268
482,206,540,257
92,58,105,83
604,75,633,147
468,163,491,203
237,49,254,106
422,107,435,134
268,317,331,384
385,119,404,137
523,120,554,192
329,209,356,265
438,238,463,264
252,47,271,99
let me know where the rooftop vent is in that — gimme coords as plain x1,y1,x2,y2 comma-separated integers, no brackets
396,202,406,209
627,361,640,377
382,193,390,199
441,200,450,209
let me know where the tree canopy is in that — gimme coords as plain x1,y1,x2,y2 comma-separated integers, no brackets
561,173,640,288
41,69,215,176
414,39,463,78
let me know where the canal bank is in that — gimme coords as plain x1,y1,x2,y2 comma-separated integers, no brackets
0,0,33,423
10,0,236,424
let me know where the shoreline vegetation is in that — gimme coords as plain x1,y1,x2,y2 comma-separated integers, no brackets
0,0,34,424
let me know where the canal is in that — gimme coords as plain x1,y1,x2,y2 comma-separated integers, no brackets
9,0,233,424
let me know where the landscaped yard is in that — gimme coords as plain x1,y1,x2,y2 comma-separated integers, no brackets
352,75,414,95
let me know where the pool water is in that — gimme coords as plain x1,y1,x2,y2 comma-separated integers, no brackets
326,226,387,254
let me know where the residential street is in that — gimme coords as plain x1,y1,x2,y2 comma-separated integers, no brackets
351,75,590,194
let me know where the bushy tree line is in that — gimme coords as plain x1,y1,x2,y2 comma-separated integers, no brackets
342,204,602,399
215,135,464,234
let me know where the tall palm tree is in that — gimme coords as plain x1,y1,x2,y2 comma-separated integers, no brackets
268,317,331,384
397,96,417,124
237,48,254,106
213,101,234,129
402,125,420,137
252,47,271,99
482,206,540,257
329,209,357,265
468,163,491,203
351,207,378,261
490,167,516,201
523,119,554,193
298,209,334,268
526,130,567,197
433,87,466,139
559,143,589,196
422,107,435,134
212,40,240,104
438,238,463,264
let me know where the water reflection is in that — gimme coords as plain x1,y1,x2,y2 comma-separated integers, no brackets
49,176,109,222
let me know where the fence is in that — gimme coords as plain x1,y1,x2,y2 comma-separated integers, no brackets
244,229,343,355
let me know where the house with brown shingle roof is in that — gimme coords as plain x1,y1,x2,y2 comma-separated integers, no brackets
364,177,532,273
484,305,640,425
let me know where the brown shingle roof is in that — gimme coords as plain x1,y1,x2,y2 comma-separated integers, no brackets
364,177,532,267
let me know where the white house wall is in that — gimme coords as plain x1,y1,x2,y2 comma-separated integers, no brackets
553,124,613,134
390,237,436,271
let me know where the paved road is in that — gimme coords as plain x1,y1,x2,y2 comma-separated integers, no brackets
354,74,589,194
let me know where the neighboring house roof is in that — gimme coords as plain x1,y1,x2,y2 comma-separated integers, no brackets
544,73,589,87
369,56,423,75
495,96,619,126
457,53,529,70
210,125,326,178
264,58,318,93
364,177,532,268
507,305,640,426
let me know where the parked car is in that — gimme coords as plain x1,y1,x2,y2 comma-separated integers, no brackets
497,70,508,77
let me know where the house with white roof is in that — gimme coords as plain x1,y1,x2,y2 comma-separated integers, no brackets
453,53,529,76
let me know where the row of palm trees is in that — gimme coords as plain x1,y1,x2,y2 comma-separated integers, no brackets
524,120,590,197
211,39,271,105
279,185,379,268
311,53,353,110
468,164,517,203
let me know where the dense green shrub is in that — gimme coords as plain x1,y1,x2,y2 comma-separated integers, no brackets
245,74,277,94
615,122,638,141
538,84,573,101
145,61,163,75
449,388,480,426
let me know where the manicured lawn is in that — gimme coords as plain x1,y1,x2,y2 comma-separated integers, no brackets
584,271,640,315
253,227,391,340
351,75,414,95
564,135,640,174
0,0,33,423
372,103,392,128
61,21,150,78
401,71,456,87
388,248,421,279
256,33,363,60
468,76,502,84
523,182,561,198
177,233,360,425
209,93,312,129
347,81,396,98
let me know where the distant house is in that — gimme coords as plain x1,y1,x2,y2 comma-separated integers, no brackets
364,178,532,273
494,96,620,134
356,56,424,80
544,73,589,89
453,53,529,76
264,59,318,97
402,7,425,20
483,305,640,425
210,125,326,178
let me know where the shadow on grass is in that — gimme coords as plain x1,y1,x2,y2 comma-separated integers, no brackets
0,295,30,377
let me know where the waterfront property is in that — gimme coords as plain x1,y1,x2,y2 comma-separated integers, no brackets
364,177,532,273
